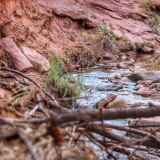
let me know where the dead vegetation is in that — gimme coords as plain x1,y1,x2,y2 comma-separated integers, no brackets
0,67,160,160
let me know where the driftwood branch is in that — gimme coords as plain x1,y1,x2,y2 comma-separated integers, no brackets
50,107,160,124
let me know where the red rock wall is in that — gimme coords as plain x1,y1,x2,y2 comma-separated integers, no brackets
0,0,159,58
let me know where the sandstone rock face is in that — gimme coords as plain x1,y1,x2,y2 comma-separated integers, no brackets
34,0,99,28
0,0,159,56
0,38,33,72
34,0,158,51
112,30,123,39
107,99,127,109
128,71,160,83
22,47,50,72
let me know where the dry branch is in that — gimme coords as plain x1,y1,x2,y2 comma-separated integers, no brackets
50,107,160,124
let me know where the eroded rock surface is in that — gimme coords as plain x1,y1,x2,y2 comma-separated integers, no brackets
0,0,159,58
35,0,158,49
22,47,50,72
0,38,33,72
0,37,50,72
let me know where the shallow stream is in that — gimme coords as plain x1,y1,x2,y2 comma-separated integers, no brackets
72,63,153,109
71,62,160,159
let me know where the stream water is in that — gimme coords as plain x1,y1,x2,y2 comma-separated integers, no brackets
71,62,159,159
72,63,153,110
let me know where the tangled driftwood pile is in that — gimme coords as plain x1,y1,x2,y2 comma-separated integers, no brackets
0,67,160,160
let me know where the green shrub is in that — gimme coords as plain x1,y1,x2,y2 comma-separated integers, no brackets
47,54,82,98
98,24,119,52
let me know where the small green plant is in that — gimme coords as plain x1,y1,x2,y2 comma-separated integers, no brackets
90,36,94,42
47,54,82,98
98,24,119,52
123,40,130,45
87,29,97,34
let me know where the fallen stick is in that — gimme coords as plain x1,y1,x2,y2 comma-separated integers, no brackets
50,107,160,125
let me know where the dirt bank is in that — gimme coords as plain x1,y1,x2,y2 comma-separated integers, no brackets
0,0,160,73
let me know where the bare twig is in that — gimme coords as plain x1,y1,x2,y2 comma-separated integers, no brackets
17,128,40,160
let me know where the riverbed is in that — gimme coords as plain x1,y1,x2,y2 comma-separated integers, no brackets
72,62,155,109
71,61,160,159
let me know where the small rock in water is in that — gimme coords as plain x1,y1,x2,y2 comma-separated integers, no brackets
141,91,152,97
130,102,141,108
128,71,160,83
98,76,110,80
117,62,127,68
121,77,130,82
107,99,127,108
96,84,123,91
96,94,117,109
148,101,160,108
114,74,121,79
150,83,160,89
135,87,153,97
136,80,149,87
135,84,143,90
110,80,122,85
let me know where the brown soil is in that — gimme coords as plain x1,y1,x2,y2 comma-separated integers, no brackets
0,0,159,74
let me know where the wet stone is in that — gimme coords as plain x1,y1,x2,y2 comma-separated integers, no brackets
96,83,123,91
128,71,160,83
96,94,117,109
121,77,130,82
107,99,127,109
